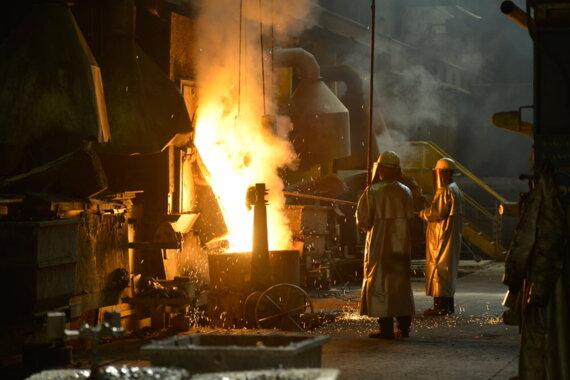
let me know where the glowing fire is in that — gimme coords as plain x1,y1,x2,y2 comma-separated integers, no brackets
194,108,294,252
191,0,316,253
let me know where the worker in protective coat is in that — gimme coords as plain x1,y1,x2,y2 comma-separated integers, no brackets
419,157,463,316
356,151,415,339
502,162,570,380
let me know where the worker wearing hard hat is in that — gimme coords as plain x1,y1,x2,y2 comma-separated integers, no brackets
419,157,464,316
356,151,415,339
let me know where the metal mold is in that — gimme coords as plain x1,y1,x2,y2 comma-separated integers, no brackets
191,368,340,380
141,333,330,376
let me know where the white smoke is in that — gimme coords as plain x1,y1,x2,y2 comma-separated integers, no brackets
192,0,321,251
334,2,532,176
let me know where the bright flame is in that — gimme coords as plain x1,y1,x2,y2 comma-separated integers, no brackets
191,0,317,252
195,110,294,252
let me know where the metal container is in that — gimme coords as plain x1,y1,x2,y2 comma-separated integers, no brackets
269,250,301,286
207,250,300,328
208,250,300,291
141,333,331,376
191,368,340,380
208,252,252,293
0,218,80,322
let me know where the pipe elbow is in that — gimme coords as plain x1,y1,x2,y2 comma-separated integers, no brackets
321,65,364,97
500,1,529,30
273,47,320,80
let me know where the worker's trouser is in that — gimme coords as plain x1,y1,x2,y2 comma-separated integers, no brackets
378,316,411,336
434,297,455,313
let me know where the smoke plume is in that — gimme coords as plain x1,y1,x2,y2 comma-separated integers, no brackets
192,0,320,252
335,1,532,177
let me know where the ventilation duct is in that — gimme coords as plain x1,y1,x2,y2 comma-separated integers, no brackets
274,48,350,170
320,65,373,170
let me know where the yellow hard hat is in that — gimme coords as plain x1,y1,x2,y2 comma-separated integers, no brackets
377,151,401,169
435,157,456,170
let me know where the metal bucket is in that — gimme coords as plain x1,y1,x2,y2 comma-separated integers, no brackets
208,252,251,293
207,250,301,328
269,250,300,286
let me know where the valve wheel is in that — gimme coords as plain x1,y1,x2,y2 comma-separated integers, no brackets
254,283,314,332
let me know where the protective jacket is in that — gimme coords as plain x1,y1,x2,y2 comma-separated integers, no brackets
356,180,415,317
419,182,463,297
503,163,570,380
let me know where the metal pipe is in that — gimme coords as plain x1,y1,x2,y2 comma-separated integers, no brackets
500,1,528,30
321,65,364,98
258,0,266,115
251,183,270,291
283,191,356,206
273,47,320,80
491,110,533,136
367,0,376,185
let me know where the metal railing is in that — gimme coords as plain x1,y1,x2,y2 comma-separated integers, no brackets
398,141,507,260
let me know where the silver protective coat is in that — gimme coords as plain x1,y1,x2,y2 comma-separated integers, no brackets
419,182,463,297
503,163,569,380
356,180,415,317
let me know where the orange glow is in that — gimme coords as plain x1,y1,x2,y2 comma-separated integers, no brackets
191,0,316,253
194,107,294,252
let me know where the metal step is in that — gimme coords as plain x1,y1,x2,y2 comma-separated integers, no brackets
462,221,505,261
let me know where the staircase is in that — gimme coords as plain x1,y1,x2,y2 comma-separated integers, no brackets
399,141,508,261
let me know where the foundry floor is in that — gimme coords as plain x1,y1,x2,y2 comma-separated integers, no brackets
6,261,519,380
312,260,519,380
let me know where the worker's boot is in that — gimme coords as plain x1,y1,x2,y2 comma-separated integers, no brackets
396,316,411,338
423,297,449,316
445,297,455,314
369,318,394,339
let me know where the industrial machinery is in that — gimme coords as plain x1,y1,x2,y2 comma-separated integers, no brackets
208,184,314,331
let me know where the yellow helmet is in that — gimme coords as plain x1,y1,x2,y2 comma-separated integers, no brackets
435,157,455,170
377,151,401,169
433,157,456,189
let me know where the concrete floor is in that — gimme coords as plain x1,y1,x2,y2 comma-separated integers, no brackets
313,261,520,380
7,261,521,380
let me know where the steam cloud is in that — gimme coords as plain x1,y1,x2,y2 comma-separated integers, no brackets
335,1,532,177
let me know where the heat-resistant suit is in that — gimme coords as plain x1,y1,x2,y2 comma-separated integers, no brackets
356,180,415,318
503,163,569,380
419,182,463,298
